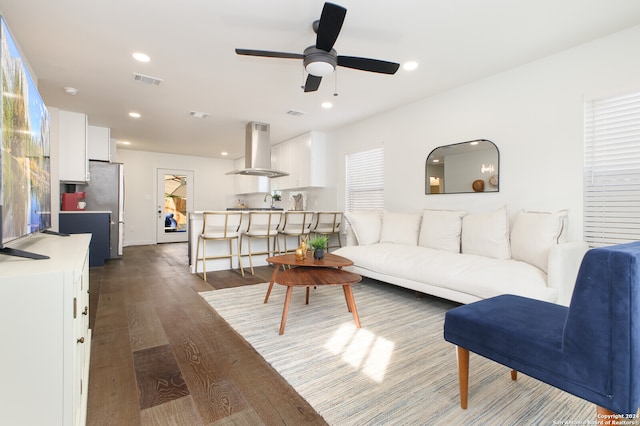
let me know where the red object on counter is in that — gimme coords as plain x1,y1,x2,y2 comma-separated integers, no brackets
61,192,86,211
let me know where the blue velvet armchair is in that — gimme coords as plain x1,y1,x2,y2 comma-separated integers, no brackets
444,241,640,416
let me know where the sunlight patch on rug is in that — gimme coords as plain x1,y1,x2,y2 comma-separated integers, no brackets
324,323,394,382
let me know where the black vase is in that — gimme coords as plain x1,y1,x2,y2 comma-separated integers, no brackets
313,249,325,260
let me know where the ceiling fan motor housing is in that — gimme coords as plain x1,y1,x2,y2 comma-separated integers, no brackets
304,46,337,76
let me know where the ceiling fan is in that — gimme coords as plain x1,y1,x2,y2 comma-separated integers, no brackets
235,2,400,92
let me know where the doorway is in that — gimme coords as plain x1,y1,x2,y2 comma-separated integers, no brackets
157,169,194,243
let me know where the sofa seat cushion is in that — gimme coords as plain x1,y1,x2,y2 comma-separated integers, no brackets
335,243,557,302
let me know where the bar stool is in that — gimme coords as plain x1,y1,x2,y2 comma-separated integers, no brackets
311,211,343,251
195,211,244,281
240,211,283,275
278,211,314,254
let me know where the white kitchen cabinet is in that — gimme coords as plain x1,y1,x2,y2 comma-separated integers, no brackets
233,157,269,194
88,125,110,161
271,131,326,190
0,233,92,426
270,141,290,190
59,110,89,182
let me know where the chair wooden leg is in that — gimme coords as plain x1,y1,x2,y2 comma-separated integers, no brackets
247,237,255,276
511,369,517,380
457,346,469,409
202,239,207,282
238,235,246,276
596,405,616,418
236,238,244,277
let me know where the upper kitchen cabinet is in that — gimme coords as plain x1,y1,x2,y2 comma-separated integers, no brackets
233,157,270,194
271,131,326,190
88,125,110,162
59,110,89,182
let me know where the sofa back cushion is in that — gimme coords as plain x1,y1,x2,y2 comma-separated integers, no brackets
461,206,511,259
418,209,467,253
379,211,422,245
344,211,382,245
511,210,568,272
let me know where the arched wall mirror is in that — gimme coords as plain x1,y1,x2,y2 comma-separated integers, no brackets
425,139,499,194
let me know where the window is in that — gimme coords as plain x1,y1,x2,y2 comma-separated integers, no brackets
345,147,384,212
584,90,640,247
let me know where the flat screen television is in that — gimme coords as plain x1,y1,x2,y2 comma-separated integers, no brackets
0,16,51,259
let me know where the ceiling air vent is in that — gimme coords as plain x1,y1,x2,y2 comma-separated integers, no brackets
286,109,306,117
133,72,163,86
188,111,210,119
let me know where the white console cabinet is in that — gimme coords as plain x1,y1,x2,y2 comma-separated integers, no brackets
0,233,92,426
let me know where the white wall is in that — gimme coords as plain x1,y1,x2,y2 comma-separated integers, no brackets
117,149,236,246
329,25,640,242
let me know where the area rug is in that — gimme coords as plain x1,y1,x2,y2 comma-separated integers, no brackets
200,280,593,425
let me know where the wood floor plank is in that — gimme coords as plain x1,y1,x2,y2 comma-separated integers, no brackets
133,345,191,410
88,243,327,426
178,285,326,425
210,408,265,426
87,327,141,426
156,302,252,424
128,301,169,351
140,395,204,426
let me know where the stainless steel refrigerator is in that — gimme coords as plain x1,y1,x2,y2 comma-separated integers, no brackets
80,161,125,258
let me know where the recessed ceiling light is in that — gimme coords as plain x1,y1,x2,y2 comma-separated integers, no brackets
188,111,210,119
129,112,141,118
118,140,131,145
132,52,150,62
403,61,418,71
321,102,333,109
221,152,228,156
64,86,79,95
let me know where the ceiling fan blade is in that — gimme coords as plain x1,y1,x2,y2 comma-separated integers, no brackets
304,74,322,92
315,2,347,52
235,49,304,60
337,56,400,75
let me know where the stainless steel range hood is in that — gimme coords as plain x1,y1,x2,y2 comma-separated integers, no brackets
226,122,289,178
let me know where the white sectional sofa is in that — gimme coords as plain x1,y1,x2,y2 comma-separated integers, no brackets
333,207,588,306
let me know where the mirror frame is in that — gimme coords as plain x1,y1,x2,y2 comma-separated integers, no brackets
425,139,500,195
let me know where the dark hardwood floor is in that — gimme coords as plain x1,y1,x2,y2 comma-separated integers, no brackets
87,242,327,425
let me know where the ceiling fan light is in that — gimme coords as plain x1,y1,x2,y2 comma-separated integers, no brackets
306,61,334,77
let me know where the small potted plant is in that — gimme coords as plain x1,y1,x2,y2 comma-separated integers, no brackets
309,235,329,260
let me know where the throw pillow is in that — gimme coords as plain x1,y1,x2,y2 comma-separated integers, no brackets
344,211,382,245
379,211,422,245
511,209,568,272
461,206,511,259
418,209,467,253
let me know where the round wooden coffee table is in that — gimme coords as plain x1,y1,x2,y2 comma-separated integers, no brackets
274,266,362,335
264,251,354,303
265,252,360,334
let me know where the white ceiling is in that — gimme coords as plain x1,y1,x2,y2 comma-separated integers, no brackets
1,1,639,160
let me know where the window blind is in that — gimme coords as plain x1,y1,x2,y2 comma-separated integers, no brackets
584,90,640,247
345,147,384,212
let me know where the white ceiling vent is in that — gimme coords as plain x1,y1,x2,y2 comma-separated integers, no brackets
133,72,163,86
286,109,306,117
188,111,210,119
